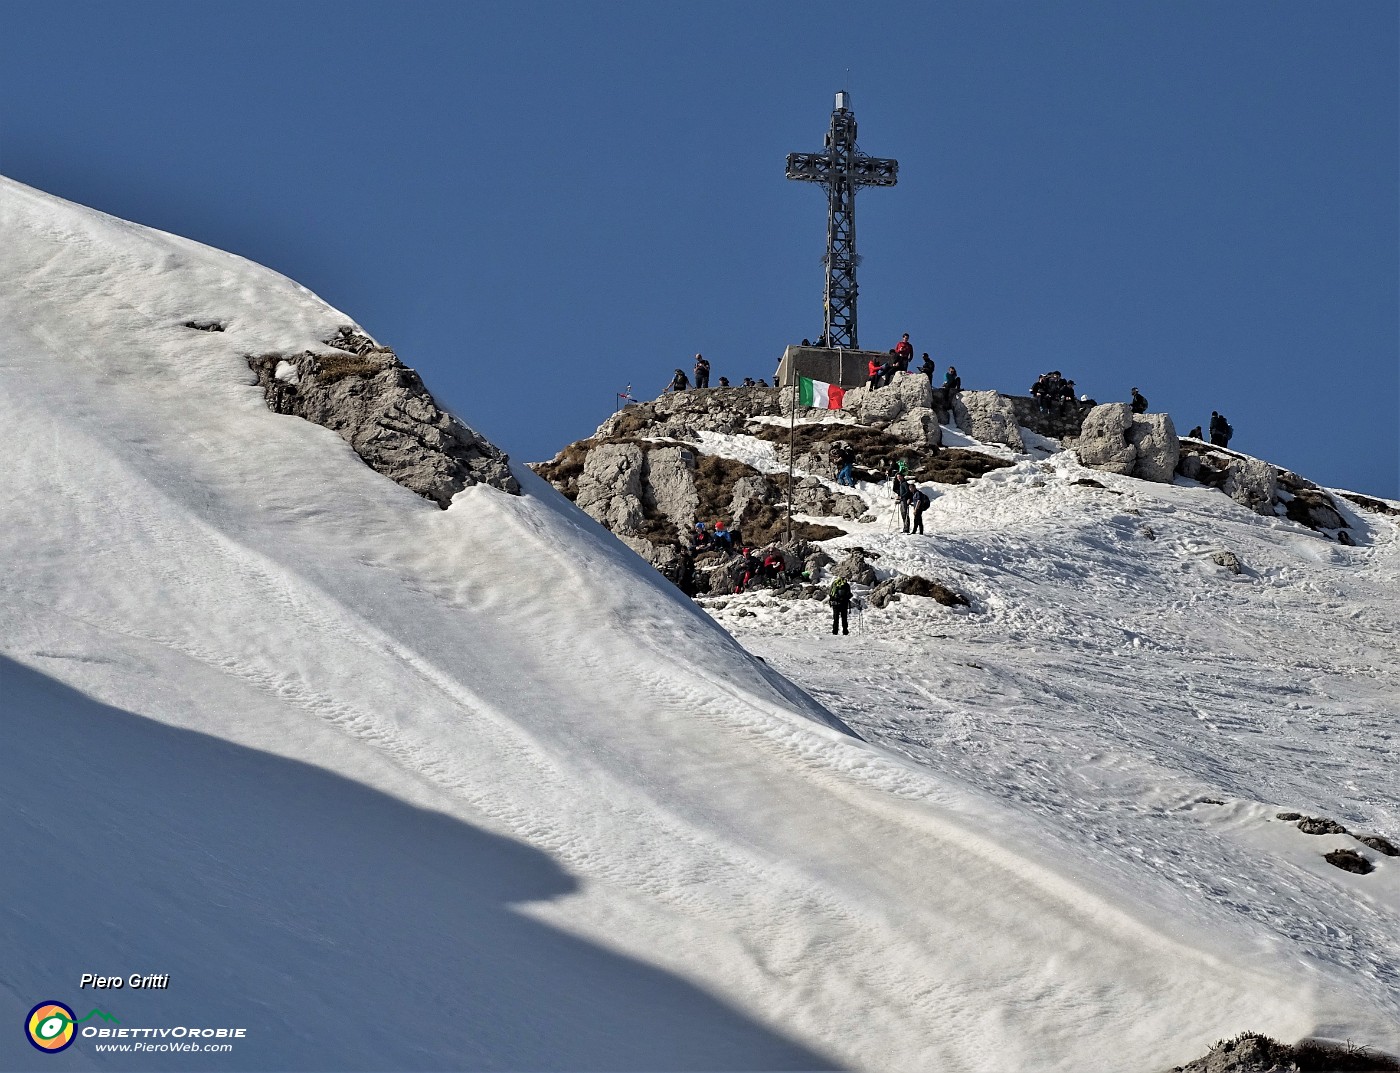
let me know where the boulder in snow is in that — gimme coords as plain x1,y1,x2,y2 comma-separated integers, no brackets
953,390,1025,452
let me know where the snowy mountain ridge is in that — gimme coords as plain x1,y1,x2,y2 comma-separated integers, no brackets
2,176,1397,1072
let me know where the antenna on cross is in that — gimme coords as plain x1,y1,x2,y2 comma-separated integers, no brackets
785,91,898,350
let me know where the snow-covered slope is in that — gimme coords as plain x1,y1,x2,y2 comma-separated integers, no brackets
1,176,1396,1072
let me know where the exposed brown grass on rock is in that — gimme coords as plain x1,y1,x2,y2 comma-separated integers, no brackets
315,351,391,382
1338,490,1400,517
744,421,1012,485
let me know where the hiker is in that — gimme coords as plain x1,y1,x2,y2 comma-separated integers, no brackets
834,443,857,486
910,485,930,534
828,575,852,635
1209,411,1233,448
757,378,769,387
1130,387,1148,414
759,551,785,585
893,473,912,533
713,521,734,551
944,365,961,394
894,333,914,365
866,357,886,388
667,368,689,393
918,353,935,382
693,354,710,388
742,376,755,386
1187,425,1203,440
693,521,709,548
718,376,730,387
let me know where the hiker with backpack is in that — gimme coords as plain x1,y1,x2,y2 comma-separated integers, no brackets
1209,411,1233,448
667,368,689,393
1130,387,1148,414
893,473,914,533
828,575,853,635
910,485,930,534
833,443,857,486
693,353,710,388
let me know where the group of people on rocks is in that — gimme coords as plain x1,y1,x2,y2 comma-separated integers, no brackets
666,355,765,393
1030,370,1083,413
691,521,801,594
1186,411,1233,448
863,333,961,396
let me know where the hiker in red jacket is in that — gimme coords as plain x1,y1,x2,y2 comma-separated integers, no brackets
893,333,914,364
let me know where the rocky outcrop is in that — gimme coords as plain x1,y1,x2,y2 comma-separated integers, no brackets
1072,403,1179,483
1007,395,1095,440
574,442,645,532
829,549,879,586
835,374,933,429
1126,413,1179,483
1220,456,1277,516
867,574,970,609
248,326,518,506
1073,403,1138,475
953,391,1025,451
1176,441,1351,538
600,385,784,441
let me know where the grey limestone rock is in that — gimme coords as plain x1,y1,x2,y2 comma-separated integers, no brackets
953,390,1025,451
1222,457,1278,516
575,442,646,533
885,405,943,449
791,476,866,520
248,328,519,507
1073,403,1137,475
641,446,699,532
830,549,878,586
1126,412,1180,483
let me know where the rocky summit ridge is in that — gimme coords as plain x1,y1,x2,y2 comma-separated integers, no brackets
533,372,1369,597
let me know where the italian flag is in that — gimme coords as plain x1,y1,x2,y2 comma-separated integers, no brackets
798,376,845,410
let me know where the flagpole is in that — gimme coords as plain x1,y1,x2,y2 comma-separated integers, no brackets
786,371,796,544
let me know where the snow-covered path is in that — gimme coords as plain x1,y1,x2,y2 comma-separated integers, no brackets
3,176,1396,1071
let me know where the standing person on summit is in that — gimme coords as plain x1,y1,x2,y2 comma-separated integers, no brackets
1130,387,1148,414
693,353,710,389
918,353,935,383
1209,411,1233,448
894,333,914,366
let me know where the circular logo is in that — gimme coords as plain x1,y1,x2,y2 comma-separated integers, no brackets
26,1002,76,1053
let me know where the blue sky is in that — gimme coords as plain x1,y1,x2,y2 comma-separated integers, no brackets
4,1,1396,496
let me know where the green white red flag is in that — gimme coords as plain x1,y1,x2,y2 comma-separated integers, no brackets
798,376,845,410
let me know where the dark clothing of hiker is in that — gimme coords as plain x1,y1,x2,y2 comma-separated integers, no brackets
944,367,961,394
894,474,914,533
918,354,935,382
829,577,852,635
718,376,730,387
1187,425,1203,440
834,443,857,487
668,369,689,393
1130,388,1148,415
693,355,710,389
1209,411,1232,448
911,488,929,534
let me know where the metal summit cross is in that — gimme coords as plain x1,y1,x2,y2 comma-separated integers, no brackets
786,91,898,350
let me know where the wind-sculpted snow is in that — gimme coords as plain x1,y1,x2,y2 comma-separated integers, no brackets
2,175,1397,1071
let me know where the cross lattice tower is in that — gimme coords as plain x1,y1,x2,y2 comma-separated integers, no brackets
786,91,898,350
